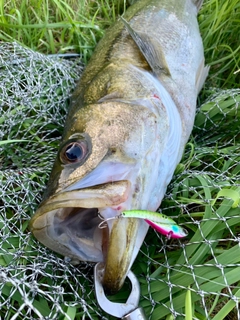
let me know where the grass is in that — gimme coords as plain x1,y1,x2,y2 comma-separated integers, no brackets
0,0,128,63
0,0,239,85
199,0,240,88
0,0,240,319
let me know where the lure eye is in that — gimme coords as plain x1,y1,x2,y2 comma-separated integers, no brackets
60,139,90,165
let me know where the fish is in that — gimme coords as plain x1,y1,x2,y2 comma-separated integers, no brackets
29,0,208,294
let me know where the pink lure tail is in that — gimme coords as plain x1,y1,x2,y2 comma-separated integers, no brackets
145,219,188,239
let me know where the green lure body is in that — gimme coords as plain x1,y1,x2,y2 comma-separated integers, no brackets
121,210,187,238
121,210,176,224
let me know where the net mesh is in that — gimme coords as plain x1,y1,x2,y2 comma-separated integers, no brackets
0,42,239,320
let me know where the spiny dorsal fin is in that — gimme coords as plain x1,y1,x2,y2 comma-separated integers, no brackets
120,16,171,77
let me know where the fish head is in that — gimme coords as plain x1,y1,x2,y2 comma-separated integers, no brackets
30,99,160,294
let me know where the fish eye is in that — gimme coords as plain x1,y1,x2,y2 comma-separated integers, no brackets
65,143,84,161
60,140,90,164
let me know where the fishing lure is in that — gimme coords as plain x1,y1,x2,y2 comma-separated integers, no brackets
121,210,188,239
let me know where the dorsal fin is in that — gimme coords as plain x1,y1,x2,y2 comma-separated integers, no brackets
120,16,171,77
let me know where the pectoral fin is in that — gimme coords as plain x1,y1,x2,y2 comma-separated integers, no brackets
120,16,171,77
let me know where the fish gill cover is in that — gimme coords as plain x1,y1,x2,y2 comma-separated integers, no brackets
0,0,240,319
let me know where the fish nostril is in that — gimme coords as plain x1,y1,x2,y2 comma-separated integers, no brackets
109,147,117,154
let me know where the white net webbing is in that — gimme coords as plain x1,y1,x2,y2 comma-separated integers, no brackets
0,42,240,320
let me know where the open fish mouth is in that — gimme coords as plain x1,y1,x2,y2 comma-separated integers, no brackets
30,180,131,263
30,178,147,293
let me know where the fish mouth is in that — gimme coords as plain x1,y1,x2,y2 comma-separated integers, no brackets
30,177,148,294
30,180,130,262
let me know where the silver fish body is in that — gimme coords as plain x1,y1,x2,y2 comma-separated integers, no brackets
30,0,208,294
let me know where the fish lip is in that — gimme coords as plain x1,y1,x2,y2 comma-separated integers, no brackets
38,179,131,210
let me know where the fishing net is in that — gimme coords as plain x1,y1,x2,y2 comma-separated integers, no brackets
0,42,240,320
